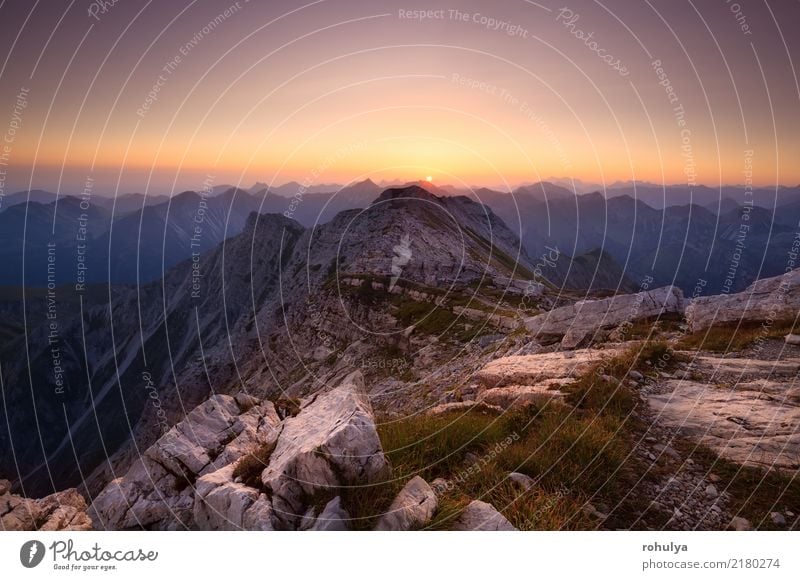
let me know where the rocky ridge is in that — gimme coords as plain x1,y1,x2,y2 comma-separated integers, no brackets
87,370,515,531
1,480,91,531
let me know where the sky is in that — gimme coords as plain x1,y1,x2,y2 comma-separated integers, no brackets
0,0,798,195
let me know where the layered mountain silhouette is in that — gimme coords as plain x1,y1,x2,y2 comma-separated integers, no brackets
4,180,799,293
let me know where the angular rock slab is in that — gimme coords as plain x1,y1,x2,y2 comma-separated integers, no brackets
193,465,272,530
261,371,390,529
690,356,800,381
479,382,567,409
426,400,503,416
477,348,621,389
686,268,800,332
525,285,684,348
648,379,800,470
311,496,351,531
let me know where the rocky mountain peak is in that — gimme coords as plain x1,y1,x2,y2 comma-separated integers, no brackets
372,184,443,205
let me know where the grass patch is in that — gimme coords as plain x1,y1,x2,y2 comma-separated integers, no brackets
393,296,506,341
603,340,687,379
274,397,301,419
379,408,530,481
677,319,798,353
356,278,385,306
622,312,685,340
350,374,647,530
340,408,531,529
232,441,277,489
342,342,669,530
494,410,632,498
565,375,637,418
392,298,463,337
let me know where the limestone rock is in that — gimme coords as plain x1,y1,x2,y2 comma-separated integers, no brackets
261,371,390,529
770,512,786,526
426,400,503,416
508,472,535,491
524,285,684,348
647,379,800,470
0,489,34,531
89,396,280,530
686,269,800,332
729,516,751,531
477,348,620,389
36,489,94,531
479,382,566,409
451,500,517,531
194,465,265,530
375,476,437,531
1,484,92,531
311,496,350,531
689,356,800,380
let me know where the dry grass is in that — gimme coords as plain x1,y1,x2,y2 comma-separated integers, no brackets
495,410,632,497
677,319,798,353
274,397,301,419
623,312,685,340
344,341,683,530
340,338,797,530
352,357,650,530
232,441,277,489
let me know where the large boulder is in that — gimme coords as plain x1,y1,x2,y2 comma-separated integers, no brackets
375,476,437,531
1,483,92,531
525,285,684,348
451,500,517,531
686,268,800,332
261,371,390,529
89,395,280,530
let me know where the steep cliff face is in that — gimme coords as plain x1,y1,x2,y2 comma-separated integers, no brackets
0,212,304,497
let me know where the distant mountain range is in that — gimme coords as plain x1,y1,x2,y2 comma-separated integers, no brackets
5,179,799,211
2,179,799,293
0,181,384,286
